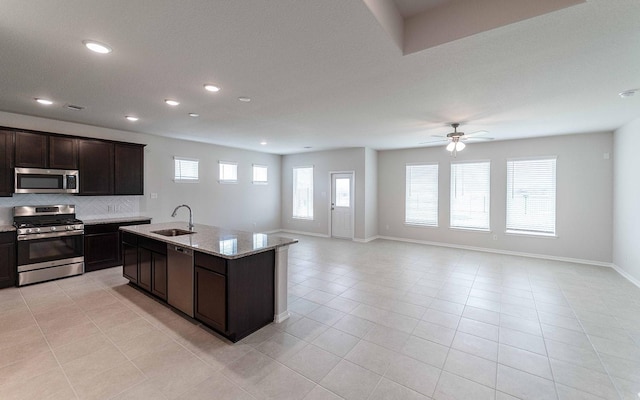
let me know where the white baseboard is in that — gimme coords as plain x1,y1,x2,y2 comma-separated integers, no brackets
278,229,330,238
376,235,611,267
273,311,290,323
611,264,640,289
353,236,380,243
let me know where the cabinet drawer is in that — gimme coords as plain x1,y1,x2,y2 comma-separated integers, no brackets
85,223,119,235
139,237,166,254
195,252,226,275
121,232,138,246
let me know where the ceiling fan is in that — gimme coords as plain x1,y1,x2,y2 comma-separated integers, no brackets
424,123,494,156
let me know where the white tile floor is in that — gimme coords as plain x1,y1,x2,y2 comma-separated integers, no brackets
1,236,640,399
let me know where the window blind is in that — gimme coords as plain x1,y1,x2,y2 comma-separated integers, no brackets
174,157,199,182
219,161,238,182
293,166,313,219
506,158,556,235
405,164,438,226
450,161,490,230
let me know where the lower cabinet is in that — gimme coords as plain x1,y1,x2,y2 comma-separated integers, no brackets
195,250,275,342
0,232,16,289
121,233,167,301
84,220,150,272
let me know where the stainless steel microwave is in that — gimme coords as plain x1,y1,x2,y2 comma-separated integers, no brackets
15,168,79,194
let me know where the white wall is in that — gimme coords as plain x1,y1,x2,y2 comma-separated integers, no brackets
378,132,613,263
613,118,640,283
0,111,282,232
364,147,378,240
281,148,368,239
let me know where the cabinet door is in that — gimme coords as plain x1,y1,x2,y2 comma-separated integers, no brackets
151,252,167,300
122,242,138,283
195,267,226,332
115,144,144,195
0,233,16,289
84,231,119,272
49,136,77,169
78,139,114,195
0,130,13,197
138,247,152,291
15,131,47,168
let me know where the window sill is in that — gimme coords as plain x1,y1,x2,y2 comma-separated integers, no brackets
252,181,268,185
293,217,314,221
449,227,491,233
218,180,238,184
404,222,438,228
505,230,558,238
174,179,199,183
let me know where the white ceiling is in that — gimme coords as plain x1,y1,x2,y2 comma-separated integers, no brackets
0,0,638,155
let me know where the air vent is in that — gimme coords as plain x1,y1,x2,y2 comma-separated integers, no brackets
65,104,85,111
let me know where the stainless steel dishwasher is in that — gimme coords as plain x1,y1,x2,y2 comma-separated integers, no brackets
167,244,194,317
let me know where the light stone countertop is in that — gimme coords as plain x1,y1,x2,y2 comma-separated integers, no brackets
0,225,16,232
83,216,152,225
120,222,297,259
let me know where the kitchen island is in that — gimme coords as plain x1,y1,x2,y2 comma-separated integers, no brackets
120,222,297,342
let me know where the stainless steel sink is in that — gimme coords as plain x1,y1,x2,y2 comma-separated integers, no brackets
151,229,195,237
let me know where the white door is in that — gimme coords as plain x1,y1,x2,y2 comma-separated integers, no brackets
331,173,353,239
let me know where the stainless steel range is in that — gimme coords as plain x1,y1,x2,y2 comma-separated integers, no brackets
13,204,84,286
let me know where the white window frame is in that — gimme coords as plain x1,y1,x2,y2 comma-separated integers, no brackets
219,161,238,184
173,156,199,183
405,163,438,227
252,164,268,184
450,160,491,231
293,166,314,220
506,157,557,237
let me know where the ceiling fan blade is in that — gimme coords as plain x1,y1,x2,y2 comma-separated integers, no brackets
465,130,489,137
419,138,449,144
462,136,494,142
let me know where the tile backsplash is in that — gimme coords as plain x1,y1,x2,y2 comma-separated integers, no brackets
0,194,142,224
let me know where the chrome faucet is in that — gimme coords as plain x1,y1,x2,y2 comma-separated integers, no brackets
171,204,194,231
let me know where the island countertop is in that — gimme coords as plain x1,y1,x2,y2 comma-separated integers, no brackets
120,222,297,259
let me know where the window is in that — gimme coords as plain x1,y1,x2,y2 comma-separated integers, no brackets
252,164,268,184
334,178,350,207
293,166,313,219
507,157,556,236
405,164,438,226
450,161,490,230
219,161,238,183
174,157,199,182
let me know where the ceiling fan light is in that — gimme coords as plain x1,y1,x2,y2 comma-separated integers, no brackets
446,142,456,152
456,141,466,151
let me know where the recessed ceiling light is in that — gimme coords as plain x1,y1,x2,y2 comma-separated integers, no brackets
189,113,199,117
204,84,220,92
260,141,267,145
125,116,139,122
65,104,84,111
35,98,53,105
165,99,180,106
238,97,251,102
619,89,638,98
83,40,112,54
303,146,312,149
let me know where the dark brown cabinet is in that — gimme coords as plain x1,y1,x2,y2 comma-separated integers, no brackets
49,136,78,169
115,144,144,195
0,130,14,197
0,232,16,289
195,266,227,332
15,131,47,168
15,131,77,169
122,234,167,301
78,139,114,195
195,250,275,342
84,219,150,272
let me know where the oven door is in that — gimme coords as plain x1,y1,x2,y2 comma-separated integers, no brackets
17,232,84,272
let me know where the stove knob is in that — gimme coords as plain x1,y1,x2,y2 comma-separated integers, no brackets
50,226,56,231
66,226,73,231
35,228,41,233
26,228,32,234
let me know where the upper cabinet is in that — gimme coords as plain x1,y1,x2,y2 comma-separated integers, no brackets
15,131,47,168
49,136,78,169
15,131,77,169
78,139,114,195
115,143,144,195
0,130,14,197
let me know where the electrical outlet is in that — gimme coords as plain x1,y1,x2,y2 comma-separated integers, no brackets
150,192,158,199
492,234,498,241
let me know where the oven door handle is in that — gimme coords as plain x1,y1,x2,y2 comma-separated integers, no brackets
17,230,84,241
